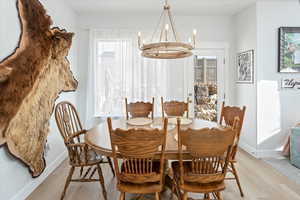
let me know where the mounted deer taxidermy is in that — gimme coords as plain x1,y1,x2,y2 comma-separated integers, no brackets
0,0,78,177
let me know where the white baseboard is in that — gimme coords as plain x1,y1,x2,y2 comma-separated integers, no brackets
239,141,284,159
239,141,258,158
256,149,285,159
11,151,68,200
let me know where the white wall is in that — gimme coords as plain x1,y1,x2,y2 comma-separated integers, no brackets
77,13,237,124
234,5,258,156
256,1,300,155
0,1,79,199
233,0,300,158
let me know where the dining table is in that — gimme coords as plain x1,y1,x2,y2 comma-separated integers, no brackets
85,117,220,160
85,117,221,198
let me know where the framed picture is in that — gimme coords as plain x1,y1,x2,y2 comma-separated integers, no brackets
236,50,254,84
279,27,300,73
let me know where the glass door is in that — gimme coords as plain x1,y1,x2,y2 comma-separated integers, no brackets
186,49,225,121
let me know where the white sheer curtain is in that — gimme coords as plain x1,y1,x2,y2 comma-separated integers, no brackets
86,29,192,122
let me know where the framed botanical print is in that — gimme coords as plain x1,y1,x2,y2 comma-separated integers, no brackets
279,27,300,73
237,50,254,84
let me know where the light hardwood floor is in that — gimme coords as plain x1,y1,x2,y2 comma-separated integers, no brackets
28,150,300,200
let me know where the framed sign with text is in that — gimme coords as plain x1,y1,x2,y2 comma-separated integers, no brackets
281,78,300,89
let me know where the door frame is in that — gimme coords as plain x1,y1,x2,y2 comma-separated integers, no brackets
184,42,230,119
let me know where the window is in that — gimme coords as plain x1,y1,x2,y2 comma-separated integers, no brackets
194,55,217,84
87,30,191,118
94,39,143,116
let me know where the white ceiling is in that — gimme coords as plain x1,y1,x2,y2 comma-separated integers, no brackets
64,0,261,16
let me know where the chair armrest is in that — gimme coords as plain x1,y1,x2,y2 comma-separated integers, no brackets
66,130,87,143
66,142,87,148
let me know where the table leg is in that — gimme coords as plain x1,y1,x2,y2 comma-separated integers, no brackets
164,168,182,200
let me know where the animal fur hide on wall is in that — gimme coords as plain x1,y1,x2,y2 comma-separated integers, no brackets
0,0,78,177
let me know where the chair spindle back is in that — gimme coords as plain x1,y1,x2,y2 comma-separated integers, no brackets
55,101,83,142
219,102,246,159
219,102,246,134
161,97,189,118
55,102,88,165
107,118,168,184
177,118,235,185
125,98,154,120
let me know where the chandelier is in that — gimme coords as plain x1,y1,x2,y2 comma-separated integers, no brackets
138,0,197,59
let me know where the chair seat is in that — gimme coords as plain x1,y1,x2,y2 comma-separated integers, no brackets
117,182,163,194
120,160,161,184
179,181,225,193
172,161,226,193
118,160,163,193
71,149,103,166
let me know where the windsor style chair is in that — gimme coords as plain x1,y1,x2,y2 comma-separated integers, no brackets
219,102,246,197
55,101,115,200
171,118,236,200
125,97,155,120
161,97,189,118
107,117,168,200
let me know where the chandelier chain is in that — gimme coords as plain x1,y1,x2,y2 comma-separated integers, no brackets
164,0,169,7
167,9,179,42
151,9,165,42
159,11,167,41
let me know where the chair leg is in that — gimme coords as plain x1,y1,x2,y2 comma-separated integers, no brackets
231,162,244,197
204,193,210,200
107,157,115,176
119,192,125,200
61,166,75,200
155,192,160,200
216,192,223,200
96,164,107,200
170,183,175,200
172,173,182,198
212,193,217,199
182,192,188,200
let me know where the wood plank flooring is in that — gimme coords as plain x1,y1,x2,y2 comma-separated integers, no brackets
27,150,300,200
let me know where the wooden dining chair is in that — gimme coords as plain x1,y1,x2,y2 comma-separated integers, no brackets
55,101,115,200
107,117,168,200
171,118,236,200
219,102,246,197
125,97,154,120
161,97,189,118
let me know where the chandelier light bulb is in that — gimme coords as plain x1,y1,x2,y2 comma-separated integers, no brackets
138,32,142,48
165,24,169,31
193,29,197,36
193,29,197,47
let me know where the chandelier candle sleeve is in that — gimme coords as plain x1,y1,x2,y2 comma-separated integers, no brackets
193,29,197,47
138,31,141,48
165,24,169,41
